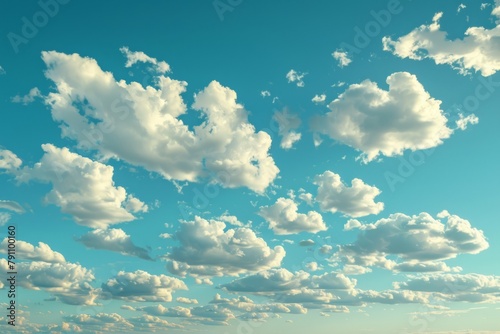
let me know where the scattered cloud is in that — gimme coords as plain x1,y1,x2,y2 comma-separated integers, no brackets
167,216,285,277
76,228,152,260
273,109,302,150
0,200,24,213
258,197,327,235
331,212,489,273
314,171,384,217
13,144,147,229
456,113,479,130
299,239,315,247
0,238,65,263
261,90,271,97
332,50,352,68
101,270,187,302
120,46,170,74
311,72,453,162
286,69,306,87
383,9,500,76
12,87,42,105
312,94,326,104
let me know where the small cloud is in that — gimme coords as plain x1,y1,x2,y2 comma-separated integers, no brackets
261,90,271,97
457,3,466,12
120,46,170,74
332,50,352,68
286,69,306,87
0,66,5,75
299,239,315,247
12,87,42,105
455,113,478,130
312,94,326,104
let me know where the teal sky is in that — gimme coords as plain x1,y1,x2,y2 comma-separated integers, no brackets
0,1,499,333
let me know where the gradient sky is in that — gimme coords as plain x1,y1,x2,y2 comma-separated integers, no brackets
1,0,500,333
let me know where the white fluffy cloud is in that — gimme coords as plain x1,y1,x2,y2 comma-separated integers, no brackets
332,212,489,273
120,46,170,73
332,50,352,68
311,72,453,162
258,197,326,234
41,51,278,194
273,109,302,150
14,144,147,229
167,216,285,277
101,270,187,302
314,171,384,217
383,8,500,76
286,69,306,87
0,238,65,263
0,259,98,305
76,228,152,260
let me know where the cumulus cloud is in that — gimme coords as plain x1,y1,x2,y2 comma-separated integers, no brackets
12,87,42,105
64,313,134,332
299,239,315,247
286,69,306,87
394,273,500,303
332,50,352,68
41,51,278,194
311,72,453,162
138,304,192,318
0,259,97,305
101,270,187,302
314,171,384,217
76,228,152,260
177,297,198,304
312,94,326,103
167,216,285,277
0,239,65,263
273,109,302,150
120,46,170,74
258,197,326,234
331,212,489,273
13,144,147,229
383,9,500,76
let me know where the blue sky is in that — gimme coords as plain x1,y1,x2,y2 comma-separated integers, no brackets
1,0,500,333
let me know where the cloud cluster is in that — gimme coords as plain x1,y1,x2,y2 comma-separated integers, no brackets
14,144,147,229
41,51,279,193
101,270,187,302
332,50,352,68
314,171,384,217
332,212,489,273
311,72,453,162
286,69,306,87
0,238,65,263
383,8,500,76
258,197,326,234
168,216,285,277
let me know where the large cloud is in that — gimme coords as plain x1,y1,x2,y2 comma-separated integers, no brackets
41,50,278,193
383,7,500,76
76,228,152,260
13,144,147,229
314,171,383,217
331,212,489,272
258,197,327,234
311,72,453,162
167,216,285,277
101,270,187,302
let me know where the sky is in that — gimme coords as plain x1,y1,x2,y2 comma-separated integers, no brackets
0,0,500,333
